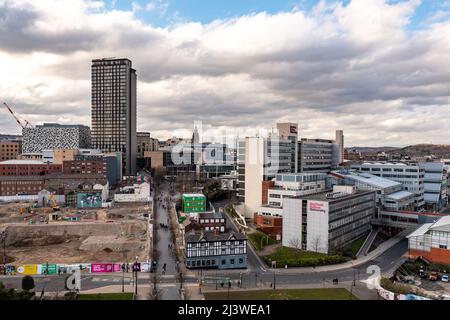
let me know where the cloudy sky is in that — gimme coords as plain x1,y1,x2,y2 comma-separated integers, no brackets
0,0,449,147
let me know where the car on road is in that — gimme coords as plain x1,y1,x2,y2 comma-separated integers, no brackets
429,272,439,281
441,274,449,282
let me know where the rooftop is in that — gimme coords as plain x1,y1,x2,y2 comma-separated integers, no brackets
286,188,375,202
407,215,450,238
331,170,401,189
386,190,414,201
0,160,47,165
185,231,247,243
183,193,206,198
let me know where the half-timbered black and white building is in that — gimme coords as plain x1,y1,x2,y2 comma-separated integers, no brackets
185,231,247,269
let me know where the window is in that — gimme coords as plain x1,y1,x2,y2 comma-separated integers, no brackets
239,258,244,264
221,259,226,265
230,259,235,264
439,245,447,249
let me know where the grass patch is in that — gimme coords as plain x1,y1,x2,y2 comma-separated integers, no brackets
264,247,346,268
204,288,358,300
248,231,278,251
78,293,134,300
350,236,367,257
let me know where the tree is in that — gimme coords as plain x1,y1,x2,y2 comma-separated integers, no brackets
0,281,34,300
288,238,302,250
21,275,35,291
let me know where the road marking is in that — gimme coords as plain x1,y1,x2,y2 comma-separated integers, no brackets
260,266,266,272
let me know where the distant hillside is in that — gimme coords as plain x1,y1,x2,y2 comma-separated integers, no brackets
347,144,450,158
397,144,450,157
346,146,400,153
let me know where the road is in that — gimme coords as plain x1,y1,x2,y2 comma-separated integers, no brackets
152,181,180,300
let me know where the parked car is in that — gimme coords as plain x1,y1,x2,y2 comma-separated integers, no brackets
441,274,449,282
429,272,439,281
418,269,427,278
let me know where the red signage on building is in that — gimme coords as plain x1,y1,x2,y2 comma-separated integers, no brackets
309,202,326,213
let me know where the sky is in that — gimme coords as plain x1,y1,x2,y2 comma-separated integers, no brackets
0,0,450,147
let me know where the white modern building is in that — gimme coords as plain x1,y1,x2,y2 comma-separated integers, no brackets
237,136,291,218
335,130,344,164
329,170,415,211
282,185,376,254
351,162,425,210
258,173,327,217
419,162,448,211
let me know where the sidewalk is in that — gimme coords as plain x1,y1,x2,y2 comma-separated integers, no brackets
272,228,410,274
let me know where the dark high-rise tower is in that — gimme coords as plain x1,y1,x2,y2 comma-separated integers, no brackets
91,58,137,175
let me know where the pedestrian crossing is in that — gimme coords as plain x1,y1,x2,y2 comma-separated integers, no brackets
91,277,129,283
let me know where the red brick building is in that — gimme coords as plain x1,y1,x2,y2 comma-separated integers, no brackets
0,160,62,176
0,176,45,196
0,141,22,161
197,212,226,233
62,159,107,176
261,180,275,205
254,213,282,238
0,174,107,196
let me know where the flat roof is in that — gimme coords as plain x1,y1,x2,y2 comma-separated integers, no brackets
332,170,400,189
386,190,414,200
183,193,206,198
288,188,374,202
0,160,47,165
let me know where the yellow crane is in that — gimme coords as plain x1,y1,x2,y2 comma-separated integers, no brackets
49,193,60,211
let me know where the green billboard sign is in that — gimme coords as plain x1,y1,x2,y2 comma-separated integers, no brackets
41,264,58,275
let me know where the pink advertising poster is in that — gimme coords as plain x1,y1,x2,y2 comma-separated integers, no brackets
113,264,122,272
91,263,114,273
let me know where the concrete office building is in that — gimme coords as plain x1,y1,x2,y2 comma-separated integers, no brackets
329,170,415,211
298,138,335,173
277,123,299,173
91,58,137,176
351,162,425,210
258,173,327,218
237,136,291,218
282,186,376,254
137,132,158,157
22,123,91,154
419,162,448,212
335,130,344,164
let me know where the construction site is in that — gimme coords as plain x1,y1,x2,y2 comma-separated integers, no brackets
0,198,153,265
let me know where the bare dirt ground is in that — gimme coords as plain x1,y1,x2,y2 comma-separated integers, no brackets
1,201,151,264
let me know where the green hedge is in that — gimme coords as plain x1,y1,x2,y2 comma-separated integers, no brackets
264,247,346,268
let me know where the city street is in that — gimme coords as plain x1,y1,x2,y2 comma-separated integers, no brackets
152,181,180,300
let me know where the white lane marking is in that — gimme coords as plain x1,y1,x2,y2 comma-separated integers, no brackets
260,266,266,272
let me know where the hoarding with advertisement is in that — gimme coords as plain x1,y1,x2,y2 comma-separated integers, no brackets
40,264,58,275
91,263,114,273
16,264,39,275
77,192,102,208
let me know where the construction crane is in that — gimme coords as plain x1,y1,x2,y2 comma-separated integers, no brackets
3,102,33,129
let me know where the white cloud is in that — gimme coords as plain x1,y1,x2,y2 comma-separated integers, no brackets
0,0,449,147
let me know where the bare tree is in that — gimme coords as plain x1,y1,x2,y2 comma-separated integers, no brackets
288,237,302,250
